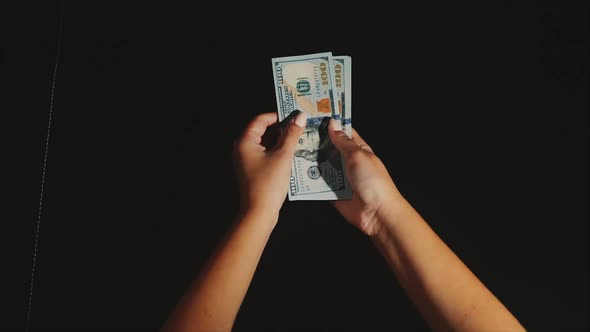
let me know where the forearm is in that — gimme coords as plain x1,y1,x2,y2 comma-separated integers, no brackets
163,208,278,332
371,198,524,331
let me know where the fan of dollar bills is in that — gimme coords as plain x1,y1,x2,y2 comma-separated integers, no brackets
272,52,352,201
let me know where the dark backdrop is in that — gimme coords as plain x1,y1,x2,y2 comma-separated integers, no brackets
4,2,588,331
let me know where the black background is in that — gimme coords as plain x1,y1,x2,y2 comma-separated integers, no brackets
3,2,588,331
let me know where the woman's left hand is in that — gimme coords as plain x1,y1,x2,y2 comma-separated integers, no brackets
233,111,307,220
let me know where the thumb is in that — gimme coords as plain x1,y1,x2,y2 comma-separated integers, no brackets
275,111,307,154
328,118,358,156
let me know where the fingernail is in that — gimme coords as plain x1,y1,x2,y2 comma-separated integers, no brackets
329,118,342,131
294,111,308,128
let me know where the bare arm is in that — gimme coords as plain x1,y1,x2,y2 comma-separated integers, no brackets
162,112,307,332
372,199,523,331
328,120,524,332
162,209,276,332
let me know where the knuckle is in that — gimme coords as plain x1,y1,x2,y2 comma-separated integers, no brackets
234,138,249,153
359,143,373,153
254,113,266,122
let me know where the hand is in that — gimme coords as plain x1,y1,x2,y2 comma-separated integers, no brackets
233,112,307,219
328,119,406,236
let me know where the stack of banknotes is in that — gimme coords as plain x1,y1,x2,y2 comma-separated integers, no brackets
272,52,352,200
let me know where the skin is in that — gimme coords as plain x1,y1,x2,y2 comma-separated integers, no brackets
162,113,525,332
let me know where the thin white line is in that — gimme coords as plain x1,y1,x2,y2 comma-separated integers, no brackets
26,3,64,331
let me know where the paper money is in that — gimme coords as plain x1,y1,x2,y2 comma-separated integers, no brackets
333,56,352,137
272,52,352,200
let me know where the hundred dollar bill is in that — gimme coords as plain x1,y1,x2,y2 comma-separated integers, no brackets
333,56,352,137
272,52,352,200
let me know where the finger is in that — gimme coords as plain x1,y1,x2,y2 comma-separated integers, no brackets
350,128,373,153
275,111,307,154
242,113,278,144
328,118,360,156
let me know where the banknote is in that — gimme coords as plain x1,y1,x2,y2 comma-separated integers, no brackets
272,52,352,200
333,56,352,137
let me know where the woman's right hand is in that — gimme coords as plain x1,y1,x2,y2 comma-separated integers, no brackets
328,119,406,236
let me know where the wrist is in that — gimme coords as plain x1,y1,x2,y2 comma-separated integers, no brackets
371,194,413,240
238,204,280,225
